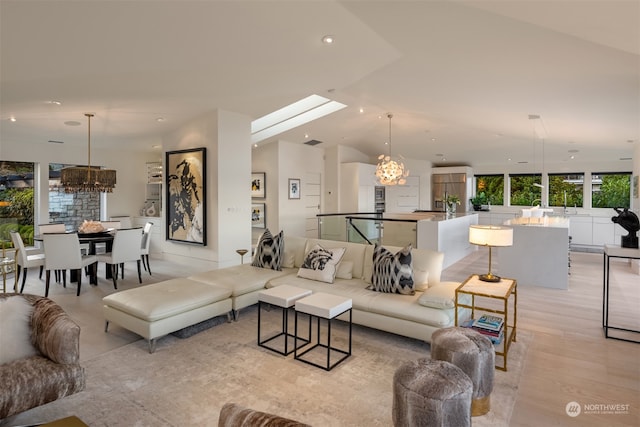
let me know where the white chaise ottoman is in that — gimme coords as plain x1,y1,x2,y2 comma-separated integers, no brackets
103,278,233,353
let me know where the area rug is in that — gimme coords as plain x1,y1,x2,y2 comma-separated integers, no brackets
4,306,531,427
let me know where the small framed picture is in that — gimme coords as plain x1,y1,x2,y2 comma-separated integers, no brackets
288,178,301,199
251,203,266,228
251,172,266,199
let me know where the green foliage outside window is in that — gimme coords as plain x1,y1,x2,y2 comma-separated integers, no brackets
549,174,583,208
592,173,630,208
475,175,504,205
510,174,542,206
0,161,35,245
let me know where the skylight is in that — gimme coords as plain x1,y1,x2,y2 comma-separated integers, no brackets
251,94,346,144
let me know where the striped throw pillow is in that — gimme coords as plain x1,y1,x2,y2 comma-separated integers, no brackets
369,244,414,295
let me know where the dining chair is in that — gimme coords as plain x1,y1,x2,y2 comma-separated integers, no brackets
97,228,143,289
109,216,132,228
10,231,46,293
38,223,70,281
100,221,122,230
140,222,153,275
42,232,97,297
93,221,121,254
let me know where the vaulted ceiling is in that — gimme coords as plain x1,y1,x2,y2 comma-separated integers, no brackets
1,0,638,168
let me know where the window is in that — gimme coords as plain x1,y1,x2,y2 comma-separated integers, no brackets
474,175,504,205
509,174,542,206
592,172,631,208
0,161,35,246
549,173,584,208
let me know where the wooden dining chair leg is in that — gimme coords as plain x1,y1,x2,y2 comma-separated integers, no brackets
120,263,125,279
136,259,142,283
20,267,28,292
62,270,67,288
146,255,152,276
39,265,43,279
45,270,51,297
111,264,118,290
76,269,82,296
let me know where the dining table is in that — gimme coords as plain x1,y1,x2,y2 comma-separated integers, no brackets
34,231,116,283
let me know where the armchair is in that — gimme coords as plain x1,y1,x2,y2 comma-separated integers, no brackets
0,294,86,419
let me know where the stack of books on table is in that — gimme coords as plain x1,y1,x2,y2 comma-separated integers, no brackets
467,314,504,344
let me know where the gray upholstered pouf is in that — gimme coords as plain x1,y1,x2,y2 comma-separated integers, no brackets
431,327,495,416
393,358,473,427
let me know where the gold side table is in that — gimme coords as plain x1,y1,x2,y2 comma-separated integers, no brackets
455,274,517,371
1,253,18,293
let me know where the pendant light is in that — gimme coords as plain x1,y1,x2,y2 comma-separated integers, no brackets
375,113,409,185
60,113,117,193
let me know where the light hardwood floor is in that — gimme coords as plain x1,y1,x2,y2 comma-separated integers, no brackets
442,250,640,426
8,248,640,426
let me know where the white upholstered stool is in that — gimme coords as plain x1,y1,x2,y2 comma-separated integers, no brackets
257,285,312,355
294,292,352,371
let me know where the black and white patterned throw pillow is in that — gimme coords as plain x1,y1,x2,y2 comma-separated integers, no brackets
251,229,284,271
297,244,346,283
369,244,414,295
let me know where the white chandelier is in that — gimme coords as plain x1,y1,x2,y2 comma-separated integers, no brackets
376,113,409,186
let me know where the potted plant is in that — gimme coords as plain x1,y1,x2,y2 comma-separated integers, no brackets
470,192,488,211
444,194,460,215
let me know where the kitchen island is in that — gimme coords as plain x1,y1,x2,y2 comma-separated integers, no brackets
497,217,570,289
379,212,479,269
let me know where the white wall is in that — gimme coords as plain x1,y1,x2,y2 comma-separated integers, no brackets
162,109,252,267
252,140,324,238
278,140,324,236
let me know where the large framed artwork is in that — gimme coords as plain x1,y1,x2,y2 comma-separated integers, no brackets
166,147,207,245
251,203,266,228
251,172,266,198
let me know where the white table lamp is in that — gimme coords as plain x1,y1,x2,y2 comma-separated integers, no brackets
469,225,513,282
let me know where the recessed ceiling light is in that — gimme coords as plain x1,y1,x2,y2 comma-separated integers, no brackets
304,133,309,139
431,138,436,142
49,100,62,105
156,117,165,122
64,121,81,126
9,117,16,122
152,144,161,149
321,35,334,44
359,108,364,113
570,155,575,160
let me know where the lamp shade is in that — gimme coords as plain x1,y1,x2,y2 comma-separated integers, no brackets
469,225,513,247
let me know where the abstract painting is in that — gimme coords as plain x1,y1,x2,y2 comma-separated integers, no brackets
166,147,206,245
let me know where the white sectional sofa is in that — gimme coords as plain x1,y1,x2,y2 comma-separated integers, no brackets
103,235,467,351
188,235,467,343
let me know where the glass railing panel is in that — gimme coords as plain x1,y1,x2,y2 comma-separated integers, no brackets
381,220,417,248
347,218,382,245
318,214,348,241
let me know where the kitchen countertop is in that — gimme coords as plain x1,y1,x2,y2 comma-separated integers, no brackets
504,217,570,228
